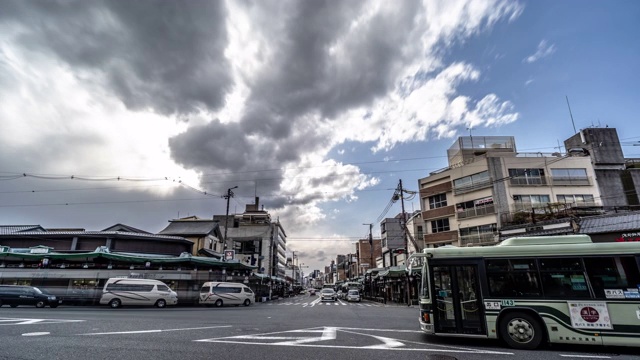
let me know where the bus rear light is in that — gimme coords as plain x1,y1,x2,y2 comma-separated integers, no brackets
421,311,430,323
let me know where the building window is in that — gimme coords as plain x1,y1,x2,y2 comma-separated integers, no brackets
557,194,595,206
431,218,450,233
453,171,491,194
512,194,550,211
508,168,545,185
429,194,447,209
550,168,590,186
551,168,587,179
456,197,495,219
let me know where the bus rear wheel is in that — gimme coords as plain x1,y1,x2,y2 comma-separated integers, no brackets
499,312,544,350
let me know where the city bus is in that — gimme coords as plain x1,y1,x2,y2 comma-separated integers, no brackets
408,234,640,349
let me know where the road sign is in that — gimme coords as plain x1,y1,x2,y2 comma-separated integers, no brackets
224,250,235,261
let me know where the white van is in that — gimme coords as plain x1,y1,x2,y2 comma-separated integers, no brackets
199,282,254,307
100,278,178,308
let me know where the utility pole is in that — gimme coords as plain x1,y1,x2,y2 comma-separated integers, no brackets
223,186,238,254
398,179,410,305
363,223,373,298
398,179,408,261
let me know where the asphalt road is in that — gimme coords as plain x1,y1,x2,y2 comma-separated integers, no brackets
0,296,639,360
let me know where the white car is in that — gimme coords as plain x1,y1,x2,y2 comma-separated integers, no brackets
320,288,337,301
346,289,361,302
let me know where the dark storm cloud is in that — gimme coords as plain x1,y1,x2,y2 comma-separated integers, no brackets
0,0,231,115
241,0,421,130
169,0,422,204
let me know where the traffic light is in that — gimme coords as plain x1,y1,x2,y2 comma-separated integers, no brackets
394,248,405,254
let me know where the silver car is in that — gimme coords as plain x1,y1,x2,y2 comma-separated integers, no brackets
320,288,336,301
346,289,361,302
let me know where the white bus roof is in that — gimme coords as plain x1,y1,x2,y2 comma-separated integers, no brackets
422,235,640,259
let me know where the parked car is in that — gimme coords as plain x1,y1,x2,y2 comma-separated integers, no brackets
320,288,337,302
100,278,178,308
199,281,254,307
0,285,60,308
346,289,361,302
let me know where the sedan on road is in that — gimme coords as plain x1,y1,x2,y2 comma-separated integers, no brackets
0,285,60,308
346,289,361,302
320,288,337,301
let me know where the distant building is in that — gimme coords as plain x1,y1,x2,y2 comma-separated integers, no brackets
213,197,288,278
354,237,382,275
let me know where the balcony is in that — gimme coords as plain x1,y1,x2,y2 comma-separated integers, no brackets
453,179,493,195
456,204,495,219
460,233,497,246
423,231,458,245
550,176,591,186
508,175,592,187
509,176,547,186
501,202,602,226
421,205,455,221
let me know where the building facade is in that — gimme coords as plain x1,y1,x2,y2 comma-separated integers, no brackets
418,135,602,247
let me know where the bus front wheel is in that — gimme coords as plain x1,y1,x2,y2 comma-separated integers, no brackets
499,312,544,350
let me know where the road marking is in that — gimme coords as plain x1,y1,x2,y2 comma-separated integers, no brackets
559,356,611,359
196,326,513,355
0,317,84,326
80,325,232,336
22,332,51,336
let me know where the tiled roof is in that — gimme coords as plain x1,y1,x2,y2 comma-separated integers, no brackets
0,230,192,243
101,223,150,234
578,212,640,234
158,221,219,235
0,225,45,234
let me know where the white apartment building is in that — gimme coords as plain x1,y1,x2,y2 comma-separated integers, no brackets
418,136,602,247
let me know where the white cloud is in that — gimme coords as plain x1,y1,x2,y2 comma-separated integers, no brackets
524,40,557,63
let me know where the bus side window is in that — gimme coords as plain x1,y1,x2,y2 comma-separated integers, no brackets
584,256,640,299
539,258,590,298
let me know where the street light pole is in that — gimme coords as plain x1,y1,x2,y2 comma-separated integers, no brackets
223,186,238,254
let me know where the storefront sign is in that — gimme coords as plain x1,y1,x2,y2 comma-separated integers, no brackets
615,232,640,242
568,301,612,329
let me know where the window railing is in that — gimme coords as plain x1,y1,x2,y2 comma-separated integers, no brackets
453,179,493,195
460,233,497,246
456,204,495,219
550,176,591,186
509,176,547,186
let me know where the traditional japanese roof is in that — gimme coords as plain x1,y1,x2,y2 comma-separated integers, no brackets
578,211,640,234
0,230,193,244
158,220,220,236
0,225,46,234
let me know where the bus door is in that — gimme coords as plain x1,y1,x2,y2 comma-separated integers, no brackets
432,263,485,335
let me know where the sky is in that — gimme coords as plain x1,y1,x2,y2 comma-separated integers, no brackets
1,0,639,275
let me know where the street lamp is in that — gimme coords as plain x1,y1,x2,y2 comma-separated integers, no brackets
223,186,238,252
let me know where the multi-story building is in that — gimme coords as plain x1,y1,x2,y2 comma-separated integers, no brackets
405,210,424,254
214,197,287,278
354,237,382,275
380,215,407,265
564,127,640,208
418,135,602,247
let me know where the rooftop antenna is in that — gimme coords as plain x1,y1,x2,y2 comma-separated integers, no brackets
565,95,577,134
